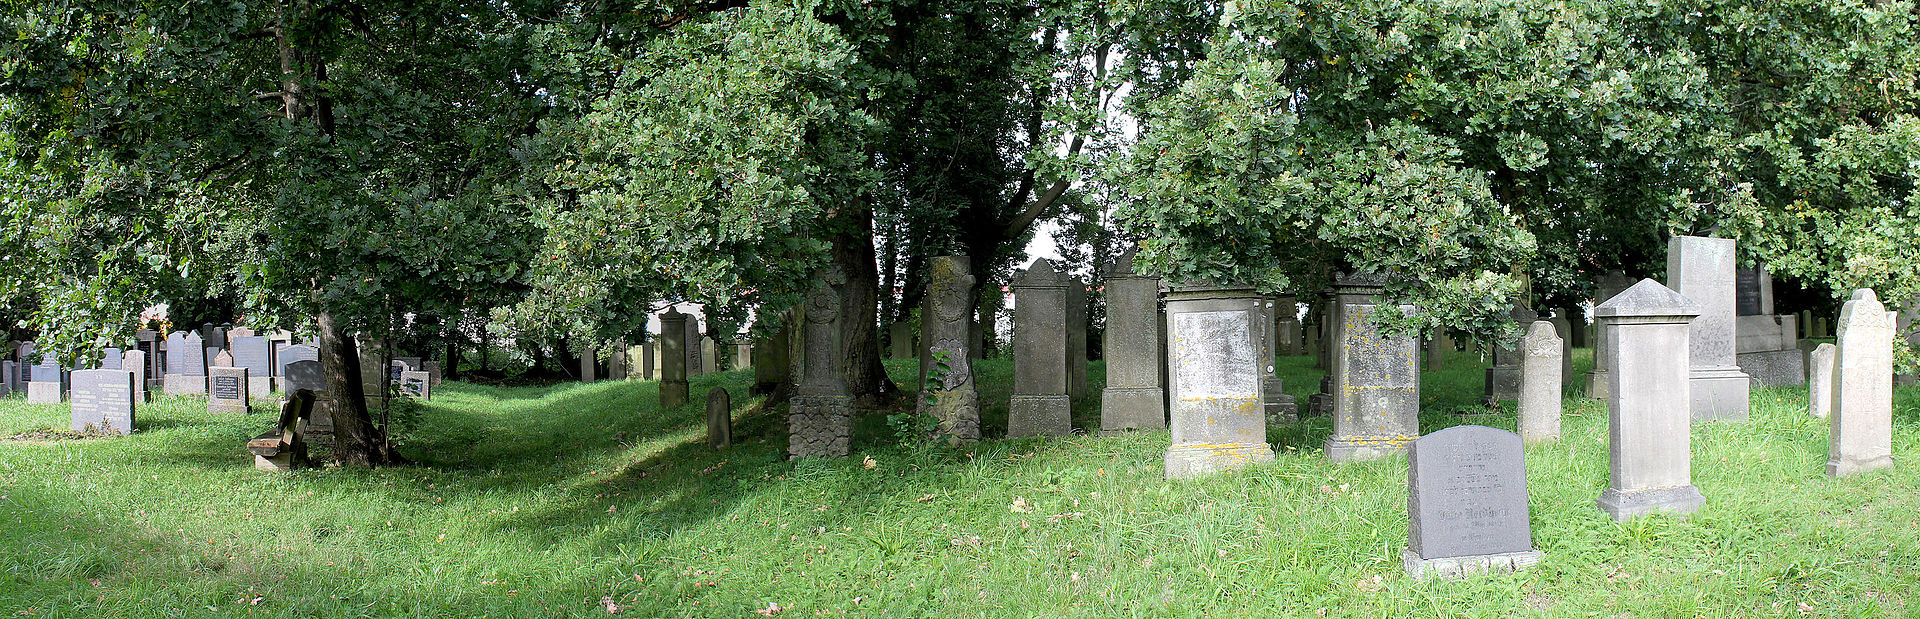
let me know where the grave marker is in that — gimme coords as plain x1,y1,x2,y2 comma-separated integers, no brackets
707,387,732,449
165,331,207,395
1404,425,1540,578
70,369,136,435
660,310,691,407
231,336,274,396
208,367,250,413
918,255,981,441
1163,283,1272,477
1808,343,1835,419
789,277,853,458
1009,259,1072,438
399,371,431,400
1324,272,1421,462
1519,321,1562,443
1595,279,1705,520
1100,250,1165,433
1827,289,1894,477
1665,236,1750,421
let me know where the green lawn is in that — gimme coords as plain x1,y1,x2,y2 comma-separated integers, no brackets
3,352,1917,617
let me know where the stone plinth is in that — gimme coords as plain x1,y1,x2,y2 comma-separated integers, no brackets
660,310,691,408
1100,253,1165,433
1324,274,1421,462
1008,259,1072,438
1595,279,1705,520
1164,284,1273,478
918,256,981,442
1665,236,1750,422
1519,321,1562,444
1828,289,1894,477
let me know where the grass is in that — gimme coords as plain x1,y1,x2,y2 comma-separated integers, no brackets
3,350,1919,617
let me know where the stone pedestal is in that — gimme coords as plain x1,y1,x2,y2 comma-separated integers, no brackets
790,278,853,458
918,256,981,441
659,310,691,408
1008,259,1072,438
1666,236,1750,422
1100,253,1165,433
1164,284,1273,478
1324,273,1421,462
1519,321,1562,444
1828,289,1894,477
1595,279,1706,520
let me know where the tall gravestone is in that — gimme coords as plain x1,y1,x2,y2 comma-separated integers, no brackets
1808,343,1836,419
789,279,853,458
1827,289,1895,477
660,310,691,408
707,387,733,449
1595,279,1706,520
680,315,702,378
918,256,981,441
70,369,136,435
1586,270,1635,399
1519,321,1562,443
1325,273,1421,462
165,331,208,395
208,366,250,413
752,316,792,398
123,350,150,403
609,344,629,381
1163,283,1273,477
1424,334,1448,371
1100,251,1166,433
1259,297,1296,422
230,336,274,396
1734,264,1806,386
1548,315,1573,387
888,322,914,360
1066,275,1089,401
0,360,12,397
1404,426,1541,578
1666,236,1750,422
640,341,656,381
1274,295,1302,356
1483,304,1537,403
701,337,718,375
1009,259,1073,438
580,346,597,383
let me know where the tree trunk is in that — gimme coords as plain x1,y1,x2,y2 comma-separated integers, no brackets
317,311,402,466
830,204,896,406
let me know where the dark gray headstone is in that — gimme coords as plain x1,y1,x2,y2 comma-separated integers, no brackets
1406,425,1539,577
278,345,320,377
70,369,137,435
282,360,326,395
707,387,732,449
1735,266,1765,316
231,336,273,375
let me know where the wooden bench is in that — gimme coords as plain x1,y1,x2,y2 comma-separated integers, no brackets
248,389,315,471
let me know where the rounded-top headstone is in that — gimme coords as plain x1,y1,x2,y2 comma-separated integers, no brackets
706,387,732,449
1014,258,1069,289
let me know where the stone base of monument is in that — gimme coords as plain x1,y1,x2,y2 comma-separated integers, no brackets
660,379,690,408
925,390,981,442
25,382,63,404
788,394,852,458
1306,393,1333,417
163,374,206,396
1736,349,1806,387
1584,369,1609,400
1688,367,1752,422
1827,453,1893,478
1263,379,1297,423
1483,366,1520,402
1596,485,1705,521
1165,443,1275,478
1324,433,1417,462
1099,387,1165,434
1007,394,1071,438
249,376,274,399
1403,548,1542,579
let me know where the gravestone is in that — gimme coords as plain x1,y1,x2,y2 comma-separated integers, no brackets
281,357,332,448
1548,315,1573,387
752,319,791,398
1827,289,1894,477
208,367,250,413
684,318,704,377
1425,334,1449,372
1734,265,1769,317
422,360,443,387
1008,259,1073,438
0,360,11,396
393,356,422,371
212,350,234,367
135,330,162,382
277,344,319,378
1733,264,1805,386
789,277,853,458
659,310,692,408
1519,321,1562,443
1586,270,1635,399
99,348,123,370
164,331,208,395
399,371,431,400
1808,343,1836,419
640,341,656,381
1163,283,1273,477
1595,279,1706,520
123,350,150,403
1404,425,1541,578
707,387,732,449
1665,236,1750,422
26,357,65,404
1066,275,1089,400
1259,297,1296,422
1814,317,1829,338
283,360,326,395
580,346,597,383
731,342,752,371
69,369,137,435
700,336,718,376
1483,304,1537,403
888,321,914,360
1324,273,1421,462
610,344,629,381
230,336,274,396
1563,306,1587,348
1100,250,1166,434
1274,295,1303,356
918,255,981,441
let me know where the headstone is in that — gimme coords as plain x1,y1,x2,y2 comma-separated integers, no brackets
1734,265,1771,316
1737,314,1806,386
1163,283,1273,477
277,345,320,381
26,356,65,404
208,367,250,413
69,369,137,435
1548,315,1573,386
422,360,443,387
1563,306,1587,348
1066,275,1089,400
135,330,162,382
1324,273,1422,462
1404,425,1541,578
888,321,914,360
164,331,207,395
1827,289,1894,477
660,310,691,408
1665,236,1750,422
393,356,422,371
1274,295,1303,356
707,387,732,449
751,320,791,398
228,326,256,339
1100,251,1166,434
640,341,656,381
1594,279,1706,520
212,350,234,367
610,345,629,381
283,360,326,395
730,342,751,371
1586,270,1635,399
1425,335,1448,372
122,350,150,403
684,318,704,377
1807,343,1836,419
1519,321,1563,443
1008,259,1073,438
1814,317,1829,339
580,346,597,383
0,360,12,397
1259,297,1296,422
701,337,718,375
399,370,431,400
230,336,274,396
789,277,853,458
99,348,123,370
1483,304,1537,403
918,255,981,441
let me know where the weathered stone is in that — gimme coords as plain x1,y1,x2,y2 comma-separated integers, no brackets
1519,321,1562,443
1425,335,1448,372
26,354,65,404
1484,305,1537,403
1274,295,1303,356
1828,289,1894,477
230,336,274,396
1164,284,1273,478
789,277,853,458
918,256,981,442
99,348,123,370
641,342,656,381
1259,297,1297,423
122,350,149,403
684,315,704,377
580,346,597,383
1807,343,1835,419
283,360,326,396
888,321,914,360
1404,425,1540,578
1101,252,1165,434
752,318,791,398
1586,270,1635,400
70,369,136,435
707,387,732,449
1665,236,1750,422
701,337,718,376
1594,279,1706,520
1563,306,1587,349
1066,275,1089,401
399,370,431,400
610,344,629,381
1735,264,1772,316
660,310,691,408
1009,259,1073,438
1549,315,1573,387
208,367,251,414
277,345,320,379
1325,273,1421,462
164,331,208,396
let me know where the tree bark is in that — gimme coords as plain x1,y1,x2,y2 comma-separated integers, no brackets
830,203,896,406
316,311,401,466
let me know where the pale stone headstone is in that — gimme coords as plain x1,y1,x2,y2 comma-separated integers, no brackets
1100,251,1165,433
789,277,852,458
70,369,136,435
610,344,629,381
730,342,751,371
1325,273,1421,462
580,346,597,383
1519,321,1562,444
99,348,123,370
1483,304,1537,402
1009,259,1072,438
0,360,12,397
1164,283,1273,477
707,387,732,449
26,355,65,404
888,321,914,360
122,350,150,403
164,331,208,395
399,370,431,400
212,350,234,367
1827,289,1894,477
1595,279,1705,520
918,255,981,441
1808,343,1836,419
230,336,274,396
1586,270,1635,399
208,367,250,413
1665,236,1750,422
700,337,717,375
1404,425,1541,578
660,310,691,408
1274,295,1303,356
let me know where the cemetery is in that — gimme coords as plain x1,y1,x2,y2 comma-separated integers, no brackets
5,0,1920,616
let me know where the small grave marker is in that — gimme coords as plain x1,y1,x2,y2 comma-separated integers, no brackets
1405,425,1540,578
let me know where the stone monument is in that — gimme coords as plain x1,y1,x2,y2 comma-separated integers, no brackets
1008,259,1072,438
70,369,136,435
1595,279,1706,520
1324,273,1421,462
789,278,853,458
1519,321,1562,443
1665,236,1750,421
1483,304,1538,403
164,331,207,396
1163,283,1273,477
1404,425,1541,578
659,309,691,408
208,366,250,413
1066,274,1089,401
1586,270,1635,400
1733,265,1806,386
1100,250,1166,433
1808,343,1835,419
1827,289,1894,477
707,387,732,449
399,370,431,400
918,255,981,441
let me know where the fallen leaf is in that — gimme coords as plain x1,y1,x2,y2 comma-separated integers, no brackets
1010,496,1032,514
916,493,935,503
753,602,787,616
862,456,878,470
